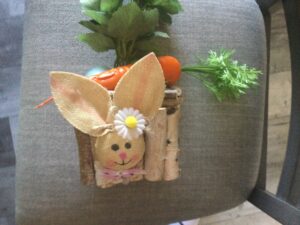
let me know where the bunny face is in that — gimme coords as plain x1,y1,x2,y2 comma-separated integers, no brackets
50,53,165,173
94,132,145,171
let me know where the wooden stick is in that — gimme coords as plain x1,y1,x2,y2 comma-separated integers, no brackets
74,129,95,185
164,107,181,181
108,87,183,108
144,108,168,181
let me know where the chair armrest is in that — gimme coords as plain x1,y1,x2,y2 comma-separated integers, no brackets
256,0,278,11
276,0,300,203
250,1,300,224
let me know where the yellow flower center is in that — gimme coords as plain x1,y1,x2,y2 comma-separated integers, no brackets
125,116,138,128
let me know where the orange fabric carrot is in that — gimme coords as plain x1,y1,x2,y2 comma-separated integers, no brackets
91,65,131,90
91,56,181,89
158,56,181,86
35,56,181,109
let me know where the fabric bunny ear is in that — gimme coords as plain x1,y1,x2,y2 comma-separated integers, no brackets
50,72,111,137
113,53,165,118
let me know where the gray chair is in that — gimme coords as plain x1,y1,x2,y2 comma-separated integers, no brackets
15,0,300,224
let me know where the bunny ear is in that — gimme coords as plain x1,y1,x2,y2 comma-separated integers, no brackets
113,53,165,118
50,71,111,136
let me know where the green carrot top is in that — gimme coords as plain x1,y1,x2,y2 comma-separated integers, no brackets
182,50,262,101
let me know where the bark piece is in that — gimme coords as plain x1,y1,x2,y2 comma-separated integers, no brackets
164,107,181,181
74,129,95,185
144,108,168,181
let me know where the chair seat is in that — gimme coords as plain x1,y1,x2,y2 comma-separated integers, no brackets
16,0,266,224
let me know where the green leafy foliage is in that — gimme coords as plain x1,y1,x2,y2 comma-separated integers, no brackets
182,50,262,101
100,0,123,13
77,33,115,52
80,0,123,12
141,9,160,34
151,0,182,14
82,9,108,24
107,3,145,41
78,1,174,66
79,20,106,32
134,0,182,24
135,31,170,54
80,0,99,10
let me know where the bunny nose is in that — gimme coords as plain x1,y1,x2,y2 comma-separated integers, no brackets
119,152,127,160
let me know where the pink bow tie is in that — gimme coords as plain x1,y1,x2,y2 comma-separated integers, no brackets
101,168,146,181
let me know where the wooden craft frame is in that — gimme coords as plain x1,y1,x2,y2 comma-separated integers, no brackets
74,87,183,185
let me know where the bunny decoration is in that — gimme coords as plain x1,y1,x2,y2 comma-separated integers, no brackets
50,53,171,188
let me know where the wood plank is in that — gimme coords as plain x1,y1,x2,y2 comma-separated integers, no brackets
200,210,280,225
268,71,291,119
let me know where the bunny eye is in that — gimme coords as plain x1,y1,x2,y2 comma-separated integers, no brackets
111,144,119,151
125,142,131,149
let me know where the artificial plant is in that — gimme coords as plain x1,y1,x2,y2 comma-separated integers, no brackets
78,0,182,66
77,1,261,102
182,50,261,101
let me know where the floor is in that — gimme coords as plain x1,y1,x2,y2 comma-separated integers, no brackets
0,1,291,224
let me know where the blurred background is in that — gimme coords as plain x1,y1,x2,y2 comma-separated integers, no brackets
0,0,291,224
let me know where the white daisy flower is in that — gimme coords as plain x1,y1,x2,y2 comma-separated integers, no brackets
114,107,146,140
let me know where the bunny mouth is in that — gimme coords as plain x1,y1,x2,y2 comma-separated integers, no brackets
114,159,132,166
